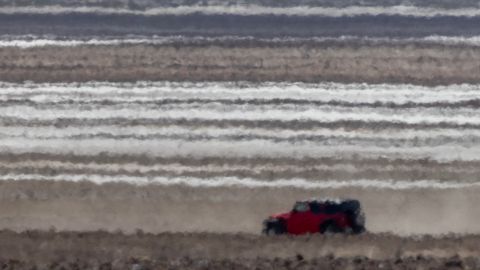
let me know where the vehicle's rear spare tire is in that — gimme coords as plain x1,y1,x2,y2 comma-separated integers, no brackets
341,199,366,234
340,200,361,213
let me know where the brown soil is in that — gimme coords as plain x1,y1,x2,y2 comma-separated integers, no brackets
0,230,478,270
1,43,480,85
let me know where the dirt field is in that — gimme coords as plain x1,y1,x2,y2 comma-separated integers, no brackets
0,230,478,270
2,42,480,84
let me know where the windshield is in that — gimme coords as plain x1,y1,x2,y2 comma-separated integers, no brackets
293,201,309,212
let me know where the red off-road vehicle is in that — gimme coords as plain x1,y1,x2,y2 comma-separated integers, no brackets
262,199,366,235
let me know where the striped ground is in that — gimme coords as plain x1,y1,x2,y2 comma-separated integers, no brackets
0,1,480,237
1,82,480,188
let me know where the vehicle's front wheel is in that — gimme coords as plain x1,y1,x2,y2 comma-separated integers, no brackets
263,219,286,235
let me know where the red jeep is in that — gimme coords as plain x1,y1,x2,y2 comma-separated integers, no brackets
262,199,365,235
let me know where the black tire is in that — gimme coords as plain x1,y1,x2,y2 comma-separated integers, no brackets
350,211,366,234
352,224,366,234
263,219,286,235
319,220,343,234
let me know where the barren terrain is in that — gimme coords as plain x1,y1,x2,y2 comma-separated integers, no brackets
2,42,480,84
0,1,479,269
0,230,479,270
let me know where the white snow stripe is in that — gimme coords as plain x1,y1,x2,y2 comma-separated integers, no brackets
3,36,480,48
1,125,480,141
0,82,478,105
1,173,478,189
0,106,479,125
0,160,475,175
0,138,479,161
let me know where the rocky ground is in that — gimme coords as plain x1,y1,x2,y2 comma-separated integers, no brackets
2,42,480,85
0,230,477,270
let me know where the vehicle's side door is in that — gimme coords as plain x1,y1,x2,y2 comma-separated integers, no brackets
287,202,317,234
309,202,329,232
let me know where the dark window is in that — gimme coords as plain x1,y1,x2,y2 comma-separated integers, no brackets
309,201,323,214
324,202,341,214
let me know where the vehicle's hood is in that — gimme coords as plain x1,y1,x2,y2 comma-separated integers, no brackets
270,212,291,220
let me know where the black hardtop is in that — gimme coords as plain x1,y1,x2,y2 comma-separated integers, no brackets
296,198,361,214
